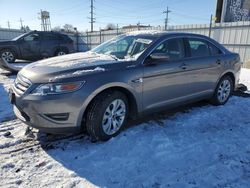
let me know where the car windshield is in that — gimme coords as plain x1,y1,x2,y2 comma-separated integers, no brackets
12,33,29,41
91,35,154,60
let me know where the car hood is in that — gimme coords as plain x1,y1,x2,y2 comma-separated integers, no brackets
19,52,121,83
0,40,16,45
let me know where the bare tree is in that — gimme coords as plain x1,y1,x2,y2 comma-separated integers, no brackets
52,26,62,32
63,24,75,32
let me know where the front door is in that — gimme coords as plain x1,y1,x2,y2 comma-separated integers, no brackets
142,38,190,110
18,33,41,60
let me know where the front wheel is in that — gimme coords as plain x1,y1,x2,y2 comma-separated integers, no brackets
210,76,233,105
85,91,129,141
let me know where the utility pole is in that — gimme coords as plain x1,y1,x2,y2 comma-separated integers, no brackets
209,14,217,37
19,18,24,29
7,21,10,29
137,22,140,31
163,7,171,31
89,0,95,32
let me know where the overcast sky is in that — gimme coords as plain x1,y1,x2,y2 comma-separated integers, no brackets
0,0,216,31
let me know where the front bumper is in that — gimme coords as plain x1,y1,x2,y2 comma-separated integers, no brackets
10,88,87,134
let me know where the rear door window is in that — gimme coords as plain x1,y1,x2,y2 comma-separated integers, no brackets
188,38,210,57
42,33,60,41
23,33,40,42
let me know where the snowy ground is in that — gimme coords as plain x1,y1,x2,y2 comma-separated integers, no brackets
0,67,250,188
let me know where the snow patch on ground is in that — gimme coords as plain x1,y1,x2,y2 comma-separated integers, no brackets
0,68,250,187
0,69,16,122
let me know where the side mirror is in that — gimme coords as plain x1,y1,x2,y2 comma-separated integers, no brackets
149,53,169,61
18,38,24,43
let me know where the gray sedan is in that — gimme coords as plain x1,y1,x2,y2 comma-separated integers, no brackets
9,31,241,141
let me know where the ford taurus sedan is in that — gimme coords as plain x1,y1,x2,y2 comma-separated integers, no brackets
9,31,241,141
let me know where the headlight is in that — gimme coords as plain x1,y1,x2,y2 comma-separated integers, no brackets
31,81,85,96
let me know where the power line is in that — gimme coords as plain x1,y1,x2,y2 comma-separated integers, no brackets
163,7,171,30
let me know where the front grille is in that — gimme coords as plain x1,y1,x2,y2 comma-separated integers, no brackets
14,74,32,95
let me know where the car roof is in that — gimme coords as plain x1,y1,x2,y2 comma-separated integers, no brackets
31,30,65,35
126,30,210,39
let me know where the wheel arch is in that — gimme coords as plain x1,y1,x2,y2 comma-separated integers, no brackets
77,84,139,129
0,47,18,59
53,46,69,56
219,71,236,89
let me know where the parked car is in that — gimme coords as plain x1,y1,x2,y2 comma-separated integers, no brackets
9,31,242,141
0,31,75,63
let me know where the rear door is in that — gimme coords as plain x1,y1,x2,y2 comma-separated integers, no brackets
40,33,60,57
183,37,223,97
142,38,190,110
19,33,41,59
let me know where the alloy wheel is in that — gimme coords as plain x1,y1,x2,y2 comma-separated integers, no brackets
102,99,126,135
57,51,66,56
217,79,231,103
1,51,14,62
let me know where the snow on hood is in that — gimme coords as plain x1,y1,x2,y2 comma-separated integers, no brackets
126,30,165,36
51,67,105,81
20,52,117,81
28,51,115,69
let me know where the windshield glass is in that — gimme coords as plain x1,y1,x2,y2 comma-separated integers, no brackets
91,35,154,60
12,33,28,41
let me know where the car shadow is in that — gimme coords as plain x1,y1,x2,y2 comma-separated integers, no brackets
0,84,15,122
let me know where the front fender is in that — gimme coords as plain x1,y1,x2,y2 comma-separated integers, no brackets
76,82,140,128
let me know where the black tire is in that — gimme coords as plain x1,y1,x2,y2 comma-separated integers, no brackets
210,75,233,106
0,49,16,63
85,91,129,141
54,48,68,56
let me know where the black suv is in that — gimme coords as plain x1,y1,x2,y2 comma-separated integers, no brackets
0,31,75,63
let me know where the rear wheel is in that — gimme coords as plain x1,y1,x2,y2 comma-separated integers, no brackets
1,49,16,63
55,49,68,56
210,76,233,105
85,91,129,141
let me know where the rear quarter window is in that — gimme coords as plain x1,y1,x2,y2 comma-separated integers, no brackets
208,43,222,55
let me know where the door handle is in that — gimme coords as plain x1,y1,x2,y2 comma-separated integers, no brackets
216,59,221,65
180,63,187,70
131,78,143,83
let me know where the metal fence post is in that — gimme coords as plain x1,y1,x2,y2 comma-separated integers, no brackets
86,31,89,49
99,28,102,44
75,31,79,52
209,14,213,37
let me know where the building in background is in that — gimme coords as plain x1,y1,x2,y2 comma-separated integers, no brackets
216,0,250,22
122,24,151,30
